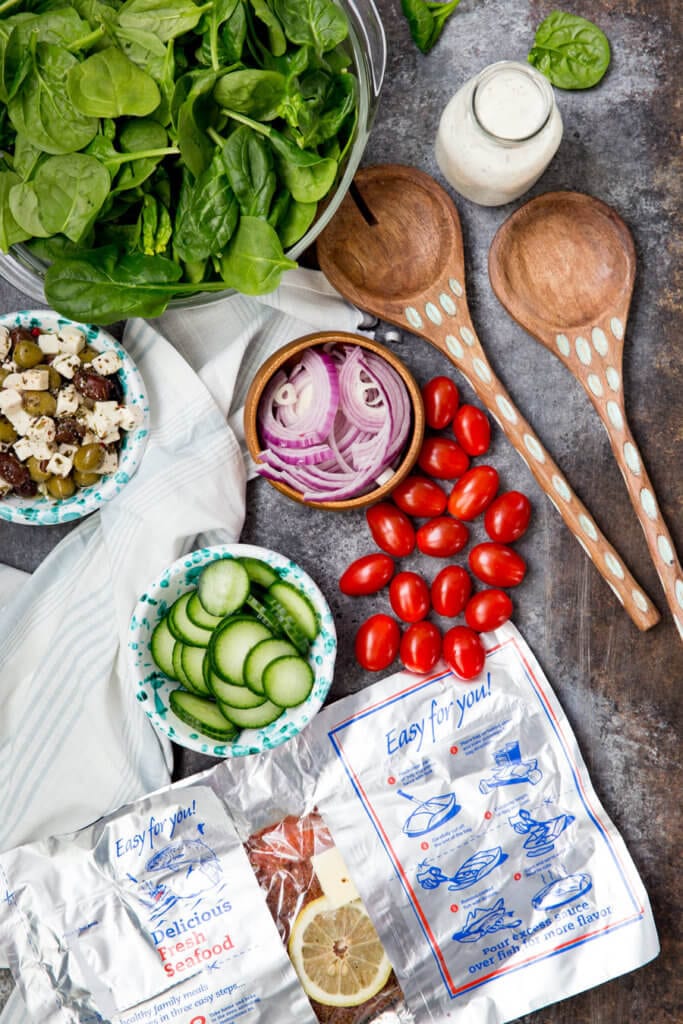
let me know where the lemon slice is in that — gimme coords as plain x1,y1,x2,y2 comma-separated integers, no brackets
288,896,392,1008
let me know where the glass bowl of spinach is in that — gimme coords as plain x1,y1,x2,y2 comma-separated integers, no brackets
0,0,386,325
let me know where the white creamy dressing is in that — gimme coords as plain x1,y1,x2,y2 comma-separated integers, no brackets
435,61,563,206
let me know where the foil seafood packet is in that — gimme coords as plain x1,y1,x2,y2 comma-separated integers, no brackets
0,623,658,1023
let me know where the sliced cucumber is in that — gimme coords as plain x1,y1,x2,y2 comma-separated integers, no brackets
245,593,284,634
168,593,214,647
263,592,310,655
263,655,314,707
186,591,223,630
244,637,298,695
206,671,268,709
209,616,273,684
172,641,194,690
169,690,239,741
180,644,211,696
217,698,284,730
240,556,279,589
268,581,319,641
150,616,177,679
198,557,250,617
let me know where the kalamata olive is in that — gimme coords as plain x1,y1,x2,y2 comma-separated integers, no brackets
74,369,116,402
27,456,51,483
47,475,76,499
55,417,85,445
73,443,105,472
13,339,43,369
0,451,31,487
9,327,33,348
23,391,57,417
15,478,38,498
0,418,18,444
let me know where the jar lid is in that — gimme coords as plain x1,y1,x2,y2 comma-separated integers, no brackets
471,61,554,143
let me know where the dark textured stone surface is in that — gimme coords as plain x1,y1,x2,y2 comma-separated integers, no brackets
0,1,680,1020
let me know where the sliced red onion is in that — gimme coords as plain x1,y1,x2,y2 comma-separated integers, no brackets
256,343,412,501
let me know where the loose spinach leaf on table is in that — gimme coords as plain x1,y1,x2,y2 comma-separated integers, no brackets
400,0,462,54
219,214,296,294
528,11,611,89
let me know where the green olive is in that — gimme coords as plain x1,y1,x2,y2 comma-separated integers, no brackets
27,456,51,482
22,391,57,417
79,346,98,364
46,475,76,499
73,443,104,472
0,368,10,386
73,469,101,488
34,363,61,391
0,417,18,444
13,339,43,369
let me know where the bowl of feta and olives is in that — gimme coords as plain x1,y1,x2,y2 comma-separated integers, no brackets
0,310,149,525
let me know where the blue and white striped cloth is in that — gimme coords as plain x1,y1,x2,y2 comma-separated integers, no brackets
0,271,361,1023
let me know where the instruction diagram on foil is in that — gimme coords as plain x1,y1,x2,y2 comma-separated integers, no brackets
416,847,508,892
399,788,461,837
478,740,543,793
508,807,575,858
451,898,522,944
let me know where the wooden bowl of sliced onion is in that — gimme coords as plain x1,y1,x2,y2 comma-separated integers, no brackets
244,332,425,510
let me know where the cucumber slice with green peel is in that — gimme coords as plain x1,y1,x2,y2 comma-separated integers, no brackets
198,558,250,617
168,593,214,647
206,671,268,708
172,641,195,691
169,690,239,741
243,637,298,695
150,616,177,679
263,593,310,655
209,616,273,684
180,644,211,696
245,593,284,634
239,556,279,589
268,581,319,641
263,655,314,707
217,698,284,729
186,591,223,630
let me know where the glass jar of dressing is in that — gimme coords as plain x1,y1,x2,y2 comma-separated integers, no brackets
435,60,563,207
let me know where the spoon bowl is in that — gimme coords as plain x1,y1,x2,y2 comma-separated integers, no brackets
317,165,659,631
489,191,682,637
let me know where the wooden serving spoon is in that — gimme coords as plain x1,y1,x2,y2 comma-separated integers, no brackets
489,190,682,639
317,165,659,631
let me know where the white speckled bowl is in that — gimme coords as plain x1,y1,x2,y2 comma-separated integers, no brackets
0,310,149,526
128,543,337,758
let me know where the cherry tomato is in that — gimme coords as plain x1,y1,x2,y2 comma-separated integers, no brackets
447,465,499,521
421,376,459,430
484,491,532,543
469,542,527,587
366,502,416,556
465,589,513,632
354,614,401,671
417,436,470,480
339,553,395,595
392,476,447,518
430,565,472,617
389,571,430,622
442,626,486,680
400,621,442,674
452,405,491,456
416,516,469,557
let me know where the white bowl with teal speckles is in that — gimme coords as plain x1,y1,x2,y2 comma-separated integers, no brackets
128,543,337,758
0,310,149,526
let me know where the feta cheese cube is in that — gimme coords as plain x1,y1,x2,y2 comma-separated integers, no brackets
20,368,49,391
27,416,56,460
2,373,22,390
0,327,10,361
12,437,33,461
51,353,81,379
5,407,34,436
38,332,61,355
0,389,22,414
87,401,120,441
46,451,72,477
58,443,79,459
99,449,119,475
58,325,86,354
116,404,143,431
56,385,80,416
91,350,122,376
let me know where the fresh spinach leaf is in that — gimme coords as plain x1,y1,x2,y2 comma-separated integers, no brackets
116,0,210,42
138,192,172,254
12,153,110,242
528,11,610,89
0,169,30,250
213,70,287,121
7,41,98,154
221,123,276,217
400,0,461,54
273,0,348,54
249,0,286,57
113,119,175,191
8,179,50,237
291,68,355,147
198,0,239,69
174,154,239,262
67,47,161,117
277,195,316,248
172,68,220,178
219,214,296,293
12,132,44,179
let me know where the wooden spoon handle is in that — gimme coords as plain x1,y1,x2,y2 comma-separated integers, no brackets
398,296,659,630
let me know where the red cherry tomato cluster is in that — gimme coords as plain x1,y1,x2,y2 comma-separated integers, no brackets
343,375,533,682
